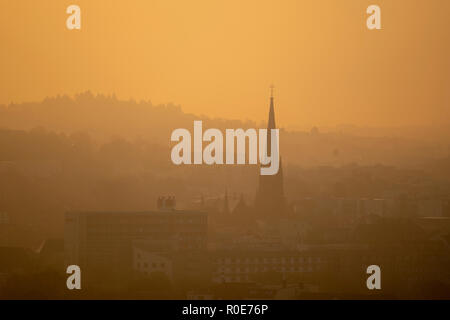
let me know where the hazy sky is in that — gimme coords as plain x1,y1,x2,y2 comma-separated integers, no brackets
1,0,449,128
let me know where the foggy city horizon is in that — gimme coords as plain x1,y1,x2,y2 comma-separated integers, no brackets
1,0,450,307
2,91,450,138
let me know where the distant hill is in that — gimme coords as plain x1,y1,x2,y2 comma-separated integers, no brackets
1,92,449,167
0,92,257,144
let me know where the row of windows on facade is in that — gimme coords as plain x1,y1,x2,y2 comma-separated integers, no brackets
139,270,170,276
338,255,423,264
86,234,206,242
136,262,166,269
215,255,423,265
216,257,322,264
86,228,206,234
148,243,205,249
88,218,205,225
215,276,250,282
216,265,317,273
214,275,274,283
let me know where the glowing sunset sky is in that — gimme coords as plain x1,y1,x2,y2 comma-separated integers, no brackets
1,0,449,127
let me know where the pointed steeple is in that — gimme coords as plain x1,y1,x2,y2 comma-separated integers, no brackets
268,84,276,130
255,85,286,220
266,85,277,156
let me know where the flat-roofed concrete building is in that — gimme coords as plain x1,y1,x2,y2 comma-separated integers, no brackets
64,208,207,289
211,250,327,284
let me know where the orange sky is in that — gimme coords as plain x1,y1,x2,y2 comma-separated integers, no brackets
1,0,449,128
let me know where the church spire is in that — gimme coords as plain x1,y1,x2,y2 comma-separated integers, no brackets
266,85,277,155
255,86,285,220
268,84,276,130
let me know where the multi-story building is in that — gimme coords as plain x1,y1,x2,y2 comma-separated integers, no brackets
211,250,327,284
64,200,207,289
132,246,173,281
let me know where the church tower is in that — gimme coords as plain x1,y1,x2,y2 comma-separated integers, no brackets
254,86,286,219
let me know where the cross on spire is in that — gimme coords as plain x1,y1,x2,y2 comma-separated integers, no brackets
270,84,275,98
